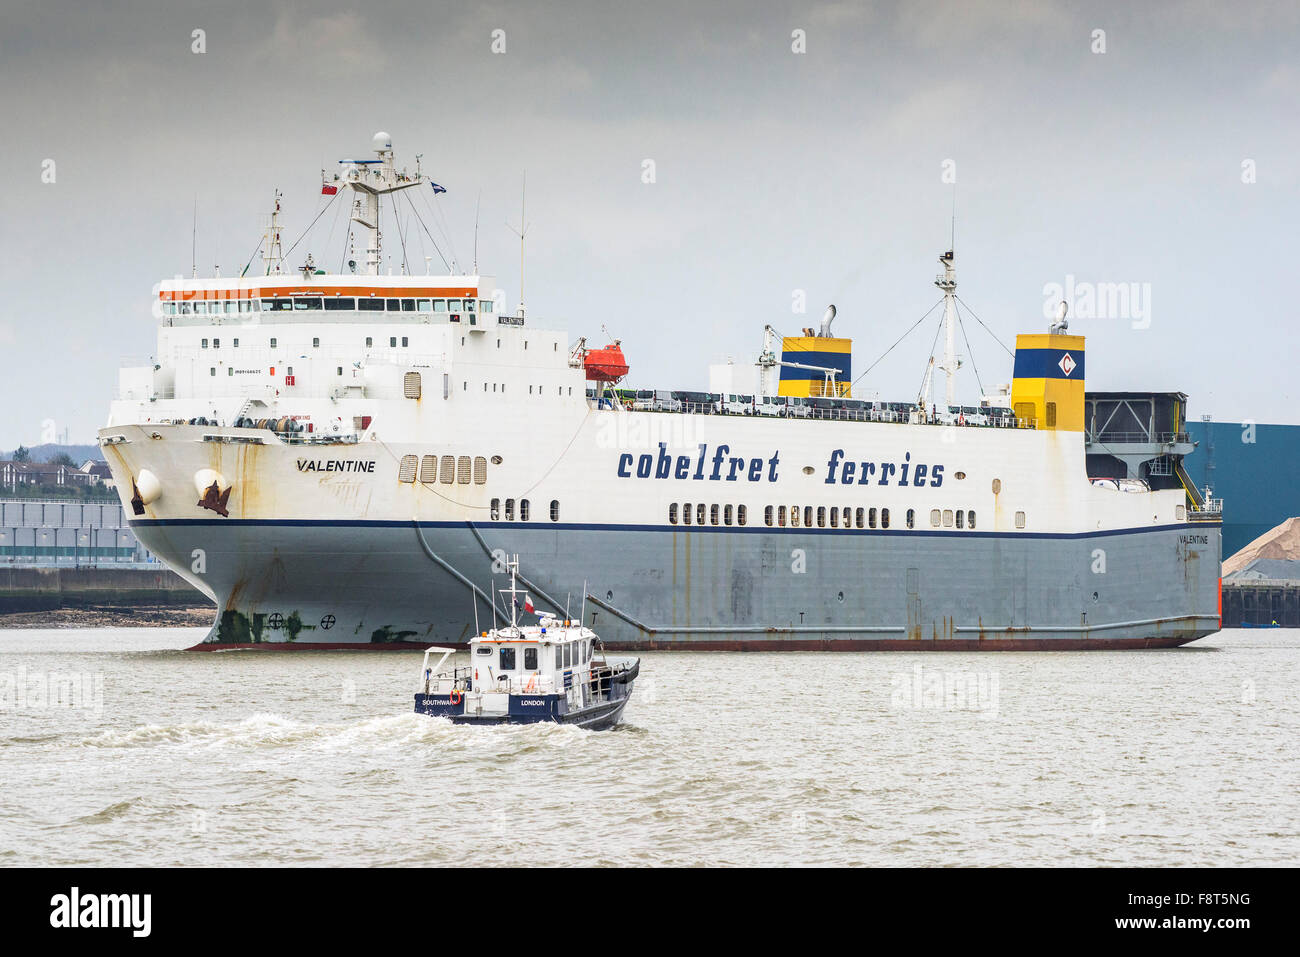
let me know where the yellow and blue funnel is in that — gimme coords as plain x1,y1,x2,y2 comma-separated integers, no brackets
778,336,852,398
1010,333,1085,430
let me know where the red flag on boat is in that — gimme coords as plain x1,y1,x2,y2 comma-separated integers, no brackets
321,183,338,195
524,595,535,614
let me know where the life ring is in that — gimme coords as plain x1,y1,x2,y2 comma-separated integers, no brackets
449,690,462,705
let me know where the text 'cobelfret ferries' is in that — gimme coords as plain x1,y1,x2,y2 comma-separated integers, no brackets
615,444,946,487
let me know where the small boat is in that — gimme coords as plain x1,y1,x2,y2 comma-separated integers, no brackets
414,557,640,728
1239,621,1282,629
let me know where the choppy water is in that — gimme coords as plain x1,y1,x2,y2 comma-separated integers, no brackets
0,628,1296,866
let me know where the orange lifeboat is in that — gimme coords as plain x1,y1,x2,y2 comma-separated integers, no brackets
583,342,629,383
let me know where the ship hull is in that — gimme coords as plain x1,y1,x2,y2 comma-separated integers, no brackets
129,517,1222,650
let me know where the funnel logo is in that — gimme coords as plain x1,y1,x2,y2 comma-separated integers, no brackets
1058,353,1076,377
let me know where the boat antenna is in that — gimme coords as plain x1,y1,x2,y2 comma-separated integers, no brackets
580,579,588,626
472,585,481,637
950,183,957,253
506,172,529,318
473,190,481,273
191,196,198,279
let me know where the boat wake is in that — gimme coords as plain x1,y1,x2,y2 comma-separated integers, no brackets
73,711,594,752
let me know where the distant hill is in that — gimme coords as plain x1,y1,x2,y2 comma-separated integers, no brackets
2,443,104,464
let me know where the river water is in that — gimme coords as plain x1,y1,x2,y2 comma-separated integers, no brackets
0,628,1295,866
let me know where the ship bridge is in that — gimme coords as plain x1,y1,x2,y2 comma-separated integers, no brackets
1083,391,1205,504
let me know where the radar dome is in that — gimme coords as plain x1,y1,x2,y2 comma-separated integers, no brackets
372,131,392,152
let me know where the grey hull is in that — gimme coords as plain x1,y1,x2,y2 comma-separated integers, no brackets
130,519,1222,650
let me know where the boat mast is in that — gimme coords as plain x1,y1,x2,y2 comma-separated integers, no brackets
500,555,523,629
261,190,285,276
933,249,962,409
329,132,426,277
506,172,529,318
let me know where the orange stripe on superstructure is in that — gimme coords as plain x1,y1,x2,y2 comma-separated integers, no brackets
159,286,479,301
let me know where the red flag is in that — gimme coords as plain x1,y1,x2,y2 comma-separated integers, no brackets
524,595,535,614
321,183,338,195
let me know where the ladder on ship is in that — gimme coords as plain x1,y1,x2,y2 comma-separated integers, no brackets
1173,457,1205,509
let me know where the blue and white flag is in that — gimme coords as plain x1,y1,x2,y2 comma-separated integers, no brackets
429,182,447,194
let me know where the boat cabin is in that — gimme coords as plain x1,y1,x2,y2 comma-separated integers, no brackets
419,617,609,717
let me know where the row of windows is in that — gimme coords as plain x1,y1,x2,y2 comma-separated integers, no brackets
464,382,575,396
490,639,590,672
669,503,749,526
929,508,977,529
665,504,1012,530
397,455,488,485
167,296,495,316
489,498,561,522
202,335,410,349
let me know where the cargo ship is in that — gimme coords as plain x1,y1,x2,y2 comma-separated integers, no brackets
99,133,1223,650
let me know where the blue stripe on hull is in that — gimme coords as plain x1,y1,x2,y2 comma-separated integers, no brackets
132,516,1204,542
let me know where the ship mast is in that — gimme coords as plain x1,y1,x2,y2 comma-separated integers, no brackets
499,555,525,629
261,190,285,276
328,132,425,276
933,249,962,409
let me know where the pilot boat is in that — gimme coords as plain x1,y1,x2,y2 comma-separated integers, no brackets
414,557,640,727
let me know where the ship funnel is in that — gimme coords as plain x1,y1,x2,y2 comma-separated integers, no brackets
819,304,837,337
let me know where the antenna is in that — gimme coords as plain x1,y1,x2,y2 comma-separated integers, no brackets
473,190,481,274
191,196,198,279
506,172,529,317
580,579,588,626
473,586,481,636
950,184,957,253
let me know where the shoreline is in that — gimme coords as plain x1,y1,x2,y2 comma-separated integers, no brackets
0,606,215,629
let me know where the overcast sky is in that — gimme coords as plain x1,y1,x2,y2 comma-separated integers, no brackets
1,0,1297,448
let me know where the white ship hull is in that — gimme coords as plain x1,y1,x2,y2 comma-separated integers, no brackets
101,413,1222,650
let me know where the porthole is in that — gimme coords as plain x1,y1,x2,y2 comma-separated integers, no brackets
802,466,815,475
954,471,966,480
419,455,438,484
398,455,418,483
490,455,503,465
992,478,1002,494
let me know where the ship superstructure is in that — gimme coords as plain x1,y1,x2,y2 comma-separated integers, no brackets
101,134,1223,650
